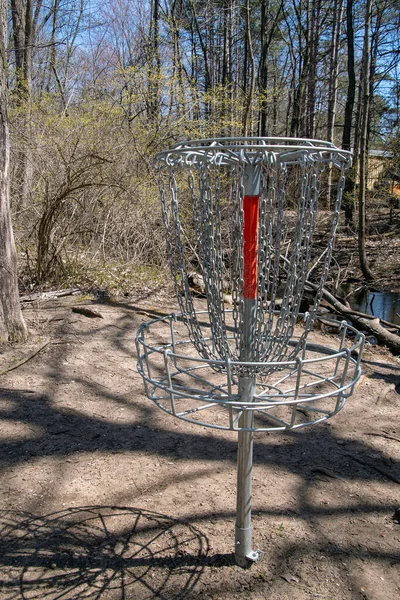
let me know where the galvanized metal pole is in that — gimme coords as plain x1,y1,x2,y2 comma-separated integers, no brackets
235,373,260,566
235,165,263,566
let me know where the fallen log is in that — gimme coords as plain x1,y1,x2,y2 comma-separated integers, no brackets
306,282,400,355
20,288,81,303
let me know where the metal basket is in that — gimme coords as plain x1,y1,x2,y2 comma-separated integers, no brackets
136,137,363,567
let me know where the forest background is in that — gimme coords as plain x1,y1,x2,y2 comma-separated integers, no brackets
2,0,400,324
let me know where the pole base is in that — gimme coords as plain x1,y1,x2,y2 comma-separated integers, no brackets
235,548,264,568
235,524,264,567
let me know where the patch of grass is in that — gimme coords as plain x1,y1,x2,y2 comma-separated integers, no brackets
275,522,285,537
20,257,170,299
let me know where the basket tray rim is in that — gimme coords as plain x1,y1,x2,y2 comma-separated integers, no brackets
155,137,352,167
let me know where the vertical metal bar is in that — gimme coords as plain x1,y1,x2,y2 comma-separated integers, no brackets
347,334,365,397
142,325,152,398
170,314,178,369
334,347,351,412
235,165,263,567
290,357,303,428
164,350,176,415
334,321,348,377
235,374,258,566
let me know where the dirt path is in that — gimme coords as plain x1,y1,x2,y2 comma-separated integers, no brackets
0,292,399,599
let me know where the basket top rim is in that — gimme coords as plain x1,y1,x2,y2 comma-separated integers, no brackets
155,137,352,168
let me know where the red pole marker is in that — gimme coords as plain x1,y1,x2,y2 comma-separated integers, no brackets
243,195,260,299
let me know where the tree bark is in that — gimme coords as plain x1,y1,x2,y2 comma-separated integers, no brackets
259,0,269,136
0,0,28,343
10,0,34,210
242,0,255,136
306,0,321,138
342,0,356,224
258,0,284,137
10,0,26,100
290,0,310,137
326,0,344,207
358,0,374,280
189,0,211,94
326,0,344,144
148,0,161,119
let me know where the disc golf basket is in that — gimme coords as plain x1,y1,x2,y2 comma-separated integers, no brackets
136,137,364,567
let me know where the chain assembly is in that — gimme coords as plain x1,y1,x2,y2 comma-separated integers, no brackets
156,137,350,375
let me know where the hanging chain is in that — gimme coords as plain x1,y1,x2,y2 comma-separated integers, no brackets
157,140,350,375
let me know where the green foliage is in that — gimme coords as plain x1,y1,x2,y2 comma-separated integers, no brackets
46,259,168,298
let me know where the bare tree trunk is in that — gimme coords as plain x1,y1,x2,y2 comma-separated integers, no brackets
358,0,374,281
189,0,211,93
306,0,321,138
46,0,60,94
242,0,255,136
342,0,356,225
290,0,310,137
10,0,26,100
175,27,187,119
0,0,28,343
258,0,284,137
149,0,161,119
10,0,34,210
259,0,269,136
326,0,344,207
326,0,344,143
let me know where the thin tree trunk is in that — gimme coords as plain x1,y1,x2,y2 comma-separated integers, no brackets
259,0,268,136
290,0,310,137
10,0,34,210
326,0,344,207
189,0,211,94
327,0,344,142
146,0,161,119
258,0,284,137
242,0,255,136
358,0,374,281
0,0,28,343
10,0,26,100
306,0,320,138
342,0,356,224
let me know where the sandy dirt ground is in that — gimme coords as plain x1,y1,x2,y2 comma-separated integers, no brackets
0,290,399,599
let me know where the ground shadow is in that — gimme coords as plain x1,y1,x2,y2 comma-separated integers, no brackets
0,505,213,599
1,386,399,487
1,297,399,598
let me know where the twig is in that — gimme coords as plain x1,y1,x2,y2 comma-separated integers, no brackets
336,230,398,242
310,467,340,479
345,453,400,484
181,224,202,268
344,285,363,299
307,247,328,279
72,306,104,319
0,341,50,375
20,288,81,304
364,432,400,444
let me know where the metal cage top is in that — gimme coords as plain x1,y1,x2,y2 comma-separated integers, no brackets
155,137,352,169
156,136,352,375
